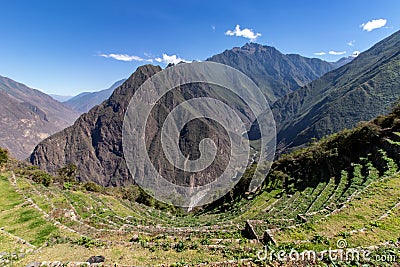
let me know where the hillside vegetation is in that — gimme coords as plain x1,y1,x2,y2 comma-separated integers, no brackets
2,106,400,265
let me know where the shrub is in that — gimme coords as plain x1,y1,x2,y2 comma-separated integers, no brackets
0,147,8,166
174,240,186,252
200,238,210,245
26,165,39,170
74,236,104,248
83,181,102,192
379,149,398,176
57,164,77,182
63,182,73,190
31,170,53,187
338,231,350,238
162,242,171,251
311,234,329,245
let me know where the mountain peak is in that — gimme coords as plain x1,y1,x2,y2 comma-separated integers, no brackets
127,64,162,81
230,42,278,55
207,43,336,102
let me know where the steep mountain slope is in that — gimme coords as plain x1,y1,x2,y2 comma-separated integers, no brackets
64,79,126,113
30,68,157,186
272,30,400,151
30,65,254,187
0,75,78,159
207,43,336,102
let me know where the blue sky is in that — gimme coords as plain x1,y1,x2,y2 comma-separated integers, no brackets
0,0,399,95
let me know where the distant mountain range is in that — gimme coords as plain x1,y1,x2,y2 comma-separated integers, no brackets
332,51,360,69
49,43,355,118
49,94,73,102
272,29,400,151
50,46,355,116
53,44,351,116
52,45,356,115
64,79,126,113
59,43,341,115
0,75,78,159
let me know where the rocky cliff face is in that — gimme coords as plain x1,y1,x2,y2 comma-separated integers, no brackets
30,64,255,187
30,65,159,186
0,75,78,159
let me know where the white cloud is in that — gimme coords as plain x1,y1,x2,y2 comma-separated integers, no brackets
347,40,355,46
155,54,190,65
314,52,326,56
100,53,153,62
360,19,387,32
100,52,190,65
328,50,346,55
225,25,261,42
211,25,216,31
